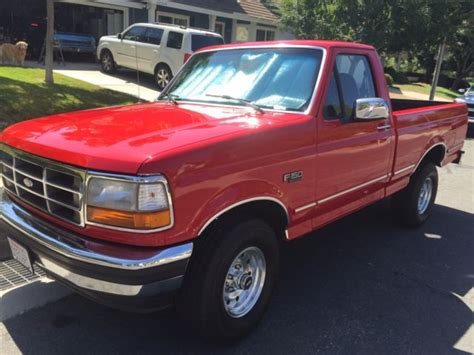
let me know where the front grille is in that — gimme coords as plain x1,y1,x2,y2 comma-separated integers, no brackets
0,146,85,226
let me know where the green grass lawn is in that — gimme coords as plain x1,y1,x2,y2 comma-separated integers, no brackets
394,83,459,100
0,67,136,130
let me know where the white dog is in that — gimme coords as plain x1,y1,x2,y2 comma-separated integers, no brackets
0,41,28,66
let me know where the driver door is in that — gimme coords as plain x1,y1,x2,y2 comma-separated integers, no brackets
116,26,145,70
313,50,395,228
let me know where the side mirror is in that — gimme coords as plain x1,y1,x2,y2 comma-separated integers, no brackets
458,88,466,94
355,98,389,120
117,33,123,39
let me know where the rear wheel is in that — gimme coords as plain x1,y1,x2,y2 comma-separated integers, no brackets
392,162,438,227
178,219,279,340
155,64,172,90
100,50,116,74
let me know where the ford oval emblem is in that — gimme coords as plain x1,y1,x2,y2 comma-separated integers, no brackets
23,178,34,188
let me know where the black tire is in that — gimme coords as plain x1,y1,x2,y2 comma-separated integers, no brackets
178,218,280,340
154,64,172,90
100,50,116,74
392,162,438,227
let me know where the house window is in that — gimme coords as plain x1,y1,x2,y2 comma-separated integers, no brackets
157,11,189,27
215,21,225,38
256,29,275,41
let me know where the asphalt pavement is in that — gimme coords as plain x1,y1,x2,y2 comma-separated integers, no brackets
1,139,473,354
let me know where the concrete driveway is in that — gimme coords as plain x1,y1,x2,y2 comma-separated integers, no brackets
26,60,160,102
1,134,472,353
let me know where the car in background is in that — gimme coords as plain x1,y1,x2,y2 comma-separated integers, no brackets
455,86,474,124
97,23,224,90
54,32,97,57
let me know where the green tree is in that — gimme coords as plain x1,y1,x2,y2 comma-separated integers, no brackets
280,0,473,85
280,0,347,40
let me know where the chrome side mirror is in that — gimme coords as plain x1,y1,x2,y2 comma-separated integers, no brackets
458,88,466,94
355,98,389,120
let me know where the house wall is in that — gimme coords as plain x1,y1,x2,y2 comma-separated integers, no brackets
129,8,148,25
216,16,233,43
156,5,209,29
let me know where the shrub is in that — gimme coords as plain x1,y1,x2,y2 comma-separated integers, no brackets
384,73,394,86
384,67,409,84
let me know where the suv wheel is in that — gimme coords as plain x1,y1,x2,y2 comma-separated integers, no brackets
392,162,438,227
155,64,172,90
178,219,280,340
100,50,116,74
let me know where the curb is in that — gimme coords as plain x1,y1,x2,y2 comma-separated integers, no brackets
0,277,73,322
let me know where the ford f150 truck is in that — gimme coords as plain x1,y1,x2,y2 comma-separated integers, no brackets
0,40,468,339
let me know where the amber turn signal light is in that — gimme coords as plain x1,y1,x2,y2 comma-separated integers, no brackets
87,206,171,230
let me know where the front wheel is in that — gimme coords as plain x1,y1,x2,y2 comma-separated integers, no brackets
178,219,280,340
392,162,438,227
100,50,116,74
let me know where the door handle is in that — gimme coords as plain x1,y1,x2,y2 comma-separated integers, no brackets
377,124,391,130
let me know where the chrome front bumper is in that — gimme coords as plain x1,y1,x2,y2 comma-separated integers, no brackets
0,189,192,307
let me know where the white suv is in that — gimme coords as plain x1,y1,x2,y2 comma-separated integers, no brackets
97,23,224,90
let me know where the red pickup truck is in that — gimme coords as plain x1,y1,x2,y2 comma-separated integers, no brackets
0,40,467,339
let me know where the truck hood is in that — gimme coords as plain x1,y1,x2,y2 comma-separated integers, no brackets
1,102,296,174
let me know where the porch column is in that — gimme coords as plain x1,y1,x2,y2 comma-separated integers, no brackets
148,3,157,23
209,15,216,32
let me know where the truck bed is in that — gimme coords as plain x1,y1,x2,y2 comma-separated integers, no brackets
391,98,451,111
391,100,467,178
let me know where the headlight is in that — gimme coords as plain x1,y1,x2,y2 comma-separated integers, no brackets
86,175,172,231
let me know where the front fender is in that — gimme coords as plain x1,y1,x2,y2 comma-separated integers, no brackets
189,179,288,237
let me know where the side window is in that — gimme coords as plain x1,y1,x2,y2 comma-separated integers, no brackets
123,26,146,42
145,28,164,45
167,31,183,49
323,73,343,120
335,55,376,118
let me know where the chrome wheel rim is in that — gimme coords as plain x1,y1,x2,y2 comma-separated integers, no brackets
102,54,112,71
418,177,433,214
156,69,170,88
223,246,266,318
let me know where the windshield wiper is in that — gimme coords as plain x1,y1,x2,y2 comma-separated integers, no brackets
160,93,180,105
206,94,264,114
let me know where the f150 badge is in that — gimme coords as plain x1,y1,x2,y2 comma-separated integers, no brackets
283,171,303,183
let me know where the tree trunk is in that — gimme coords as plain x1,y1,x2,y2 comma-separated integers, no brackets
45,0,54,84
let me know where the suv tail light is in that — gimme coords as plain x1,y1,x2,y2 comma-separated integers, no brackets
184,52,192,63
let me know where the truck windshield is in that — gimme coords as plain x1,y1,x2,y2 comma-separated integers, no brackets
163,47,324,112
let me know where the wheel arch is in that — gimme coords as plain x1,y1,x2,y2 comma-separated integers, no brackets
414,142,447,172
99,47,113,58
197,197,289,241
155,62,173,75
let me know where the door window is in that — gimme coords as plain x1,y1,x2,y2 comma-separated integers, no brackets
144,28,164,45
167,31,183,49
122,26,145,42
323,74,343,119
323,54,376,120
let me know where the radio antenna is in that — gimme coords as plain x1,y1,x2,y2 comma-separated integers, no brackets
134,39,141,103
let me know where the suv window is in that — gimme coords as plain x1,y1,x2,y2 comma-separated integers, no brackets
123,26,146,42
144,28,164,45
191,35,224,51
167,31,183,49
323,54,376,120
